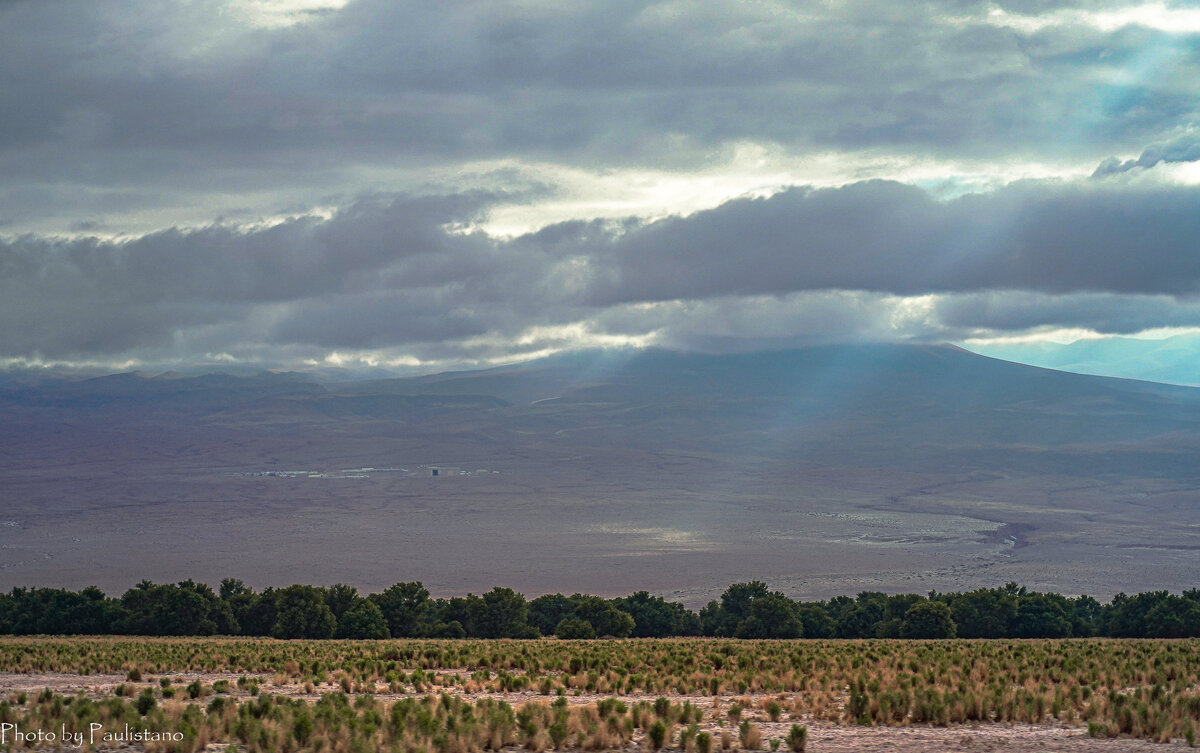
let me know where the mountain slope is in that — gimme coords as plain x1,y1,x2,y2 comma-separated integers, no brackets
3,344,1199,600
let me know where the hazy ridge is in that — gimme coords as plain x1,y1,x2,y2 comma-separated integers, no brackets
3,345,1198,603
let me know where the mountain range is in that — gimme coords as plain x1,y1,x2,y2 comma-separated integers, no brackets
2,345,1198,604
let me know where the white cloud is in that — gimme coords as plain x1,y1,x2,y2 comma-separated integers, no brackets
471,150,1094,238
982,3,1200,33
225,0,350,28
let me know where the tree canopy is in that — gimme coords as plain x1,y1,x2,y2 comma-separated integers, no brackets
2,579,1195,640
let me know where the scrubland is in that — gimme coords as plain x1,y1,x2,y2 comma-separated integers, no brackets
1,637,1198,751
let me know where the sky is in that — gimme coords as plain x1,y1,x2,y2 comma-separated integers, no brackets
3,0,1200,378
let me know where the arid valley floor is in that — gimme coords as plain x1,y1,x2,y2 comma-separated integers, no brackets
3,346,1200,603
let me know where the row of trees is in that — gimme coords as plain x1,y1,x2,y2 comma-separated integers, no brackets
0,580,1197,640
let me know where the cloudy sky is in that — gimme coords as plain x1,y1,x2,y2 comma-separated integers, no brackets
3,0,1200,377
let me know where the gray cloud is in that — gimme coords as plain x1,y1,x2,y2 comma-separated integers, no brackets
581,180,1200,303
1093,130,1200,175
5,1,1200,369
267,292,497,349
592,292,942,353
0,192,531,359
933,291,1200,334
3,1,1198,233
7,177,1200,366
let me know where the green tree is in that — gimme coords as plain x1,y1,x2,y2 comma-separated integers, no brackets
900,601,956,638
883,593,925,621
570,594,635,638
734,593,803,639
428,619,467,638
699,600,729,637
272,585,337,639
336,599,390,639
323,584,360,621
528,594,575,636
723,581,771,617
467,587,536,638
118,580,236,636
834,605,873,638
795,603,835,638
554,617,596,639
238,586,278,636
702,582,771,637
1144,596,1200,638
950,589,1017,638
370,582,435,638
0,586,120,635
1013,593,1072,638
850,592,888,635
615,591,693,637
219,579,258,634
1070,595,1103,637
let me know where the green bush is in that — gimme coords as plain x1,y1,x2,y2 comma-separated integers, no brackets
786,724,807,753
648,719,668,750
766,700,782,722
135,688,156,716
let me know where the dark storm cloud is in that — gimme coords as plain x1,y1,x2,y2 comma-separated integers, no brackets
267,292,496,349
581,180,1200,303
933,291,1200,334
6,177,1200,363
0,192,546,359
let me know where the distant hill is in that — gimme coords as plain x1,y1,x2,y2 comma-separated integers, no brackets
965,333,1200,388
3,344,1200,600
333,344,1200,472
6,343,1200,472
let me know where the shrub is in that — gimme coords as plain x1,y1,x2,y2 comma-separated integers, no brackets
655,697,671,718
648,720,668,750
293,710,314,744
739,720,763,750
786,724,807,753
549,719,568,749
765,700,783,722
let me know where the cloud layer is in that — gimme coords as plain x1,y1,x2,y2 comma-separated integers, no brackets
4,0,1199,231
3,0,1200,370
5,177,1200,367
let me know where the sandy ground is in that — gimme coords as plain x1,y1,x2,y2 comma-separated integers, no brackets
2,672,1195,752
